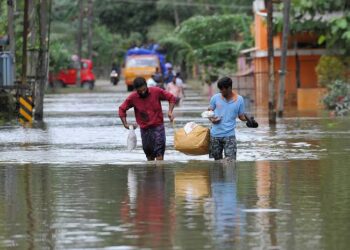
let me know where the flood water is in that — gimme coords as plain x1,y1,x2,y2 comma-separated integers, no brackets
1,81,350,249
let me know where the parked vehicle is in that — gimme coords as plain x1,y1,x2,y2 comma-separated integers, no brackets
50,59,95,90
123,48,165,91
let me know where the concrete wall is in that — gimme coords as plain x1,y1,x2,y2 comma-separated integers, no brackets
297,88,327,110
253,54,321,109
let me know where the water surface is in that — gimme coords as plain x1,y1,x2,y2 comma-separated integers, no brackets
1,81,350,249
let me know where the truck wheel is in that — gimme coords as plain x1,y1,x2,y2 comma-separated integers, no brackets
127,85,134,92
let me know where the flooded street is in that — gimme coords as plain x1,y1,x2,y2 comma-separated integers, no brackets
1,81,350,249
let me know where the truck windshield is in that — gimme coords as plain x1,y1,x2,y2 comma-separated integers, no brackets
126,56,158,67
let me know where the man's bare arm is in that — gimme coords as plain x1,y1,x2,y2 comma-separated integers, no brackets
168,102,175,122
120,116,138,129
238,114,247,121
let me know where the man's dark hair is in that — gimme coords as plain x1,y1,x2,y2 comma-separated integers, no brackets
217,76,232,90
133,77,147,89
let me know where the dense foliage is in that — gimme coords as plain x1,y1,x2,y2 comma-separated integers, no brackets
160,14,253,81
49,0,252,75
2,0,349,81
96,1,158,37
276,0,350,54
315,56,346,87
1,0,253,77
323,80,350,116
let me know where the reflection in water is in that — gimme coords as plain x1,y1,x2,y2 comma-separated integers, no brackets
3,166,19,248
175,168,211,202
253,161,278,249
127,169,137,212
1,165,57,249
120,166,175,249
119,163,246,249
1,156,350,249
209,163,244,248
24,165,35,250
174,162,245,249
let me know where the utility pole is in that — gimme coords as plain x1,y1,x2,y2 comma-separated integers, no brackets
266,0,276,125
22,0,30,85
87,0,93,60
34,0,49,121
277,0,291,117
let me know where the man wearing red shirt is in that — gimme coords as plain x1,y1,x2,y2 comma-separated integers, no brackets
119,77,177,161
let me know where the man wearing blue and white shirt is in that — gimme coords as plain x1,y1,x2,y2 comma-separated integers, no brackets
208,77,247,160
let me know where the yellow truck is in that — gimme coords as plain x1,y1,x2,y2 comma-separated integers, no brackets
123,49,162,91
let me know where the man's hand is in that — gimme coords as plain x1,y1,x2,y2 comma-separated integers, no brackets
168,111,174,122
124,123,138,129
209,116,221,124
244,114,258,128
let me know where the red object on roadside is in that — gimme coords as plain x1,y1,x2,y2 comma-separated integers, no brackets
80,59,95,83
50,59,95,90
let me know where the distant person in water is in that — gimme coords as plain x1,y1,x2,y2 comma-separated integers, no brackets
166,72,185,105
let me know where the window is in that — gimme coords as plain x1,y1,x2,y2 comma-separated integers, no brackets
126,56,158,67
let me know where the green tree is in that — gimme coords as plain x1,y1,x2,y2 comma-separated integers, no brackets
282,0,350,54
95,0,158,38
160,14,253,78
176,15,252,49
147,21,175,41
316,56,346,87
50,0,128,72
1,0,255,80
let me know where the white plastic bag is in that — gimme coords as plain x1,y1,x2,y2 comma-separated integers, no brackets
127,125,137,151
183,122,198,134
201,110,215,118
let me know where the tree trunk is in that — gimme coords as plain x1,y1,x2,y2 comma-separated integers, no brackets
28,0,35,45
277,0,291,117
22,0,30,85
294,39,301,88
77,0,84,85
34,0,48,121
266,0,276,125
87,0,93,60
77,0,84,60
7,0,16,78
173,1,180,27
28,0,36,78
